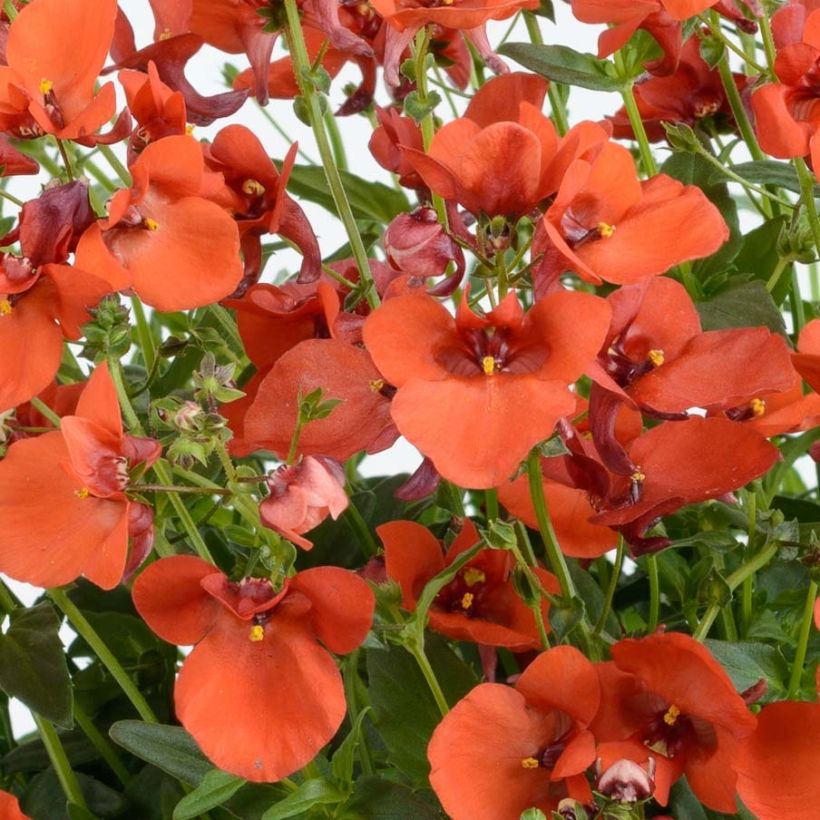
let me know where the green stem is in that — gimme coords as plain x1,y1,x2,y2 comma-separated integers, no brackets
0,187,24,207
646,555,660,634
693,542,779,641
30,397,63,428
34,716,87,809
758,13,779,77
787,580,818,699
408,641,449,717
526,450,575,600
130,296,156,371
97,144,132,187
74,703,130,786
700,14,766,73
131,484,232,496
342,498,379,558
49,588,158,723
107,357,215,563
323,107,348,171
794,156,820,256
594,538,624,635
766,254,793,293
283,0,378,309
741,489,757,637
524,12,568,136
55,139,75,180
485,488,499,522
614,50,657,177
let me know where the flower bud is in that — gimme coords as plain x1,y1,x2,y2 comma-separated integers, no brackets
385,207,464,280
596,757,656,803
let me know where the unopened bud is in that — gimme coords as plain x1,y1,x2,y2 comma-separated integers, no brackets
385,207,463,279
596,757,655,803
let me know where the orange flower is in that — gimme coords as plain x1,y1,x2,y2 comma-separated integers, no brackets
793,317,820,393
379,519,558,649
592,632,756,812
0,363,160,589
76,135,243,311
260,456,348,550
428,646,600,819
540,141,729,285
735,699,820,820
132,555,375,781
0,0,118,140
363,289,611,488
0,790,29,820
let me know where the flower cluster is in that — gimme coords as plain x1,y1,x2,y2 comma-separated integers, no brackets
0,0,818,818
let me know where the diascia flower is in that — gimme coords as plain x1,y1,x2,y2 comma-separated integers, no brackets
0,790,29,820
428,646,600,819
379,519,558,649
539,141,729,286
76,134,243,312
734,696,820,820
363,288,611,489
132,556,375,781
0,363,160,589
0,0,119,140
592,632,756,812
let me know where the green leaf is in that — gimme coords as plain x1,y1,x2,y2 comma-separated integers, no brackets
109,721,212,786
173,769,246,819
498,43,622,91
731,216,793,304
66,804,100,820
331,707,371,788
0,603,73,728
704,639,789,698
718,160,804,194
287,165,410,224
696,280,788,336
669,778,710,820
340,777,439,819
22,771,126,820
366,637,477,784
260,779,346,820
520,810,548,820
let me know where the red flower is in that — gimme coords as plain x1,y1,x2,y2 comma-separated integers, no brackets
0,790,29,820
76,135,243,312
379,518,558,649
592,632,756,812
132,556,375,781
428,646,600,819
572,0,719,75
0,363,160,589
0,0,118,140
793,317,820,393
363,289,611,488
539,142,729,285
735,700,820,820
260,456,348,550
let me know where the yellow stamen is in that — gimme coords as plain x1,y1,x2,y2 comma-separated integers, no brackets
460,592,474,610
463,568,485,587
75,487,90,500
38,78,53,95
185,124,195,135
242,178,266,196
663,704,681,726
647,349,665,367
631,469,646,482
159,28,172,41
0,298,11,316
369,378,385,393
750,397,766,417
521,757,540,769
482,356,496,375
144,218,159,231
249,624,265,642
597,221,615,238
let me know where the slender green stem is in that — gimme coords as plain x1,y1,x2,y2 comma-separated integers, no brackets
74,703,130,786
741,490,757,637
526,450,575,599
107,357,215,563
30,397,63,428
524,12,568,136
97,144,132,187
594,539,624,635
49,588,158,723
323,107,348,171
55,139,75,180
343,498,379,558
758,13,779,77
646,555,660,633
510,529,552,650
131,483,232,496
766,255,793,293
795,156,820,255
614,50,657,177
787,580,818,699
694,542,779,641
34,716,87,809
485,488,499,522
130,296,156,371
0,187,24,207
80,156,118,193
409,641,449,717
699,14,766,73
283,0,378,309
